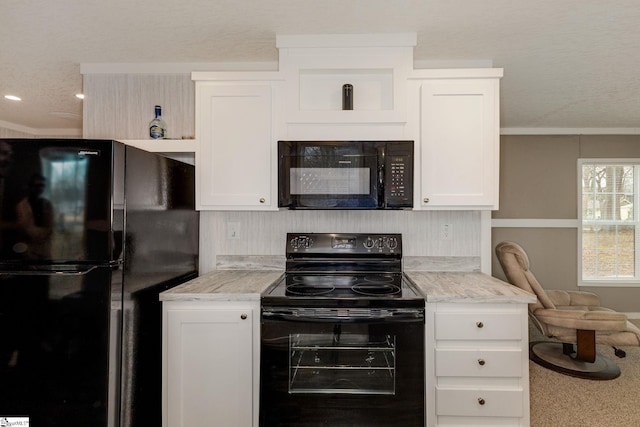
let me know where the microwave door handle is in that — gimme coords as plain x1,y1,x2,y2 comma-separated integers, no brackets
377,147,385,207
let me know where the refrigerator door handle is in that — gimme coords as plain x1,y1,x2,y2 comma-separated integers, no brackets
1,265,100,276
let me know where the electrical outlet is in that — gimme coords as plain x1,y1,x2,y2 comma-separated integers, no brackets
227,221,241,239
440,223,452,241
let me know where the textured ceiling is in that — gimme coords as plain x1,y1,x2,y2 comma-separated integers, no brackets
1,0,640,133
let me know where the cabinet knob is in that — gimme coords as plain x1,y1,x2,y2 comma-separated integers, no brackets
240,313,248,320
259,198,266,204
423,197,430,203
476,321,484,328
477,358,486,366
478,397,486,406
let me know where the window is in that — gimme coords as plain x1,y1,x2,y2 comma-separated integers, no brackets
579,160,640,286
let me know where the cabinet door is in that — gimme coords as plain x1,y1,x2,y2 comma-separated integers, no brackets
419,79,499,209
197,84,273,210
165,307,253,427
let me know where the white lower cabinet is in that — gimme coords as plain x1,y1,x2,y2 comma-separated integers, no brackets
426,303,530,426
163,301,259,427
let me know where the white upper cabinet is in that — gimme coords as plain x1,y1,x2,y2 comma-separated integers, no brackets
194,76,281,210
409,70,502,210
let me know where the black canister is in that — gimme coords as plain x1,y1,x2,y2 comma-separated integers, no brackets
342,84,353,110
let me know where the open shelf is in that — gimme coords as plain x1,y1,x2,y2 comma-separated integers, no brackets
119,139,197,153
119,139,196,165
299,68,394,112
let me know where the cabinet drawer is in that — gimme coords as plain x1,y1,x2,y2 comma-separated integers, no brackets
435,312,522,340
435,348,522,377
436,388,523,417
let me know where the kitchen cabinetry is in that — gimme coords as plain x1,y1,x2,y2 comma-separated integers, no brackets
193,74,282,210
162,301,259,427
426,302,530,426
191,36,503,210
409,70,502,210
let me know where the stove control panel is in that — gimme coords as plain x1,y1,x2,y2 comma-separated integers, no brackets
289,235,314,249
287,233,402,255
363,236,398,250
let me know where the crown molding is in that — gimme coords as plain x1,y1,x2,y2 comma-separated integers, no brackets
0,119,81,137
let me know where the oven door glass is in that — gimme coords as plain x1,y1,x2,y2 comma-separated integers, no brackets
278,141,381,209
289,333,396,395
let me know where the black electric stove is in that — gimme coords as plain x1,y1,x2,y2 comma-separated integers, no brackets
262,233,424,309
259,233,425,426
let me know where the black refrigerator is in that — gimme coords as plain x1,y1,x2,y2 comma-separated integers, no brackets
0,139,199,426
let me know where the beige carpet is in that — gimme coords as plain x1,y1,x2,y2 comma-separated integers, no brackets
529,319,640,427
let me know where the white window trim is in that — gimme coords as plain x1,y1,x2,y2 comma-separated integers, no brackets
578,158,640,288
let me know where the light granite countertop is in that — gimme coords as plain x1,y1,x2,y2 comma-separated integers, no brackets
405,271,536,304
161,269,536,304
160,270,284,302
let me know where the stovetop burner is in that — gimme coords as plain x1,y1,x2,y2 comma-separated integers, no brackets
261,233,424,309
285,283,335,296
283,273,404,297
352,283,401,296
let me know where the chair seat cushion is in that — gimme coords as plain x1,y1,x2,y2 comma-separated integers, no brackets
546,289,601,307
534,307,627,331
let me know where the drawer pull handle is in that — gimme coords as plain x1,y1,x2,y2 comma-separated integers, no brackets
477,358,485,366
476,321,484,328
240,313,248,320
259,198,266,204
423,197,430,203
478,397,486,406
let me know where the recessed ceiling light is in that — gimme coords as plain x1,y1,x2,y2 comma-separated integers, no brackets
4,95,21,101
75,93,84,99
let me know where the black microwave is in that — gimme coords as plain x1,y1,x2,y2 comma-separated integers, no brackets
278,140,414,209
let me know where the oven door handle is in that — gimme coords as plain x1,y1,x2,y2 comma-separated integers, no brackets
262,308,424,323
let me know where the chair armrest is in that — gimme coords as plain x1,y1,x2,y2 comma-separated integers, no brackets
547,289,601,307
534,307,628,331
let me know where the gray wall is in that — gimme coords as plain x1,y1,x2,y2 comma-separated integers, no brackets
492,134,640,312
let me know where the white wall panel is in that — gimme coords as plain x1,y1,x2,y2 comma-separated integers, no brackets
199,210,480,273
83,74,194,140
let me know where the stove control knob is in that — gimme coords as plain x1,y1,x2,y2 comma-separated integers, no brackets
387,237,398,249
292,236,312,249
363,237,375,249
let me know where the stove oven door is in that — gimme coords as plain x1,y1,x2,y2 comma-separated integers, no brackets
260,307,425,426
